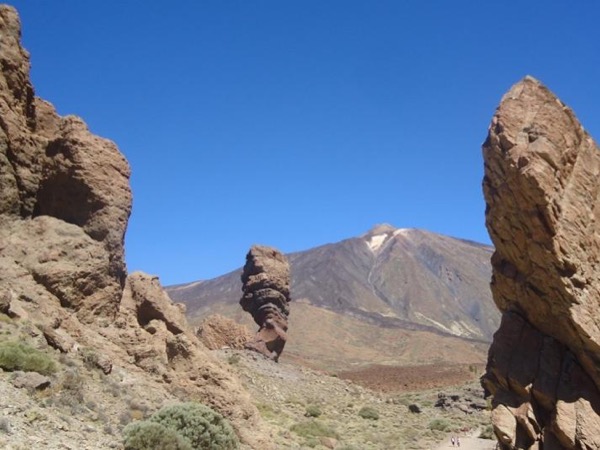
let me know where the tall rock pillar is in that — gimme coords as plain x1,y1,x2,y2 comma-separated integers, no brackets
482,76,600,449
240,245,291,362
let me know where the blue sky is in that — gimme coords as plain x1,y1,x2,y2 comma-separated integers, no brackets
10,1,600,285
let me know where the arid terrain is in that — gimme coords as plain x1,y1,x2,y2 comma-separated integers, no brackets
213,349,495,449
11,1,600,448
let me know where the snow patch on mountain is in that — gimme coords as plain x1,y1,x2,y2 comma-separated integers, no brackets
366,233,388,252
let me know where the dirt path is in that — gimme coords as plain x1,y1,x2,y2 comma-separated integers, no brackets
434,430,496,450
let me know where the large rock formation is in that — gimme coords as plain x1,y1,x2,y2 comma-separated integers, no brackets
0,6,271,448
481,76,600,449
0,6,131,322
240,245,291,361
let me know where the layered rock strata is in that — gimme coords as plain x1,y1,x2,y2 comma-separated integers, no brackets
482,76,600,449
240,245,291,361
0,6,271,448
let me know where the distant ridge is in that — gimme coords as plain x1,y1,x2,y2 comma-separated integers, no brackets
168,225,498,342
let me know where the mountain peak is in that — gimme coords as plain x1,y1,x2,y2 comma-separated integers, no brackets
365,223,397,236
362,224,400,253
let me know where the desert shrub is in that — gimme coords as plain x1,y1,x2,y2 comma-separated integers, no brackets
0,341,56,375
149,402,238,450
479,424,495,439
358,406,379,420
227,354,240,365
0,417,11,434
304,405,322,417
290,419,338,439
81,348,100,370
428,418,450,432
123,421,192,450
304,436,319,447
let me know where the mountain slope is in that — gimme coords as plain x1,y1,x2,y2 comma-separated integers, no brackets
168,225,498,345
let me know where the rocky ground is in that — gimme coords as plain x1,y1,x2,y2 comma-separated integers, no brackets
214,349,496,449
0,306,497,450
0,315,182,450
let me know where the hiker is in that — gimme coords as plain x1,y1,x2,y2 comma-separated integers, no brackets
456,437,460,447
451,436,455,446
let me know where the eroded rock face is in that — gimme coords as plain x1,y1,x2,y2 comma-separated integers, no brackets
0,6,131,321
482,76,600,449
240,245,291,361
0,7,272,448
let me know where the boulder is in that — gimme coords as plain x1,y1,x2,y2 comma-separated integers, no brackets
481,76,600,449
196,314,253,350
240,245,291,361
11,371,51,390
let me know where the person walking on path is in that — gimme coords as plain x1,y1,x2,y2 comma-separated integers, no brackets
451,436,456,446
457,437,461,447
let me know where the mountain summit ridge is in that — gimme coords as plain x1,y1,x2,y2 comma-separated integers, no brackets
167,225,499,345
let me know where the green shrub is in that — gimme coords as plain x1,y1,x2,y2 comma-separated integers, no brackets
358,406,379,420
479,424,495,439
290,419,338,439
123,421,192,450
149,402,238,450
305,405,322,417
227,354,240,365
428,418,450,432
0,341,56,375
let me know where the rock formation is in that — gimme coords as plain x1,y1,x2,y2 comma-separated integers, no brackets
196,314,253,350
240,245,291,361
0,6,271,448
481,76,600,449
0,5,131,322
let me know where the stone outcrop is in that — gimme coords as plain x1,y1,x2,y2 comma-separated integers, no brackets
0,6,131,322
0,6,272,448
240,245,291,361
196,314,253,350
481,76,600,449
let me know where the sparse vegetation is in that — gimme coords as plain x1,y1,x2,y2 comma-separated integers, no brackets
0,417,11,434
358,406,379,420
428,418,451,431
81,348,100,370
480,424,495,439
304,404,322,417
227,354,240,365
123,402,238,450
0,341,56,375
290,419,338,441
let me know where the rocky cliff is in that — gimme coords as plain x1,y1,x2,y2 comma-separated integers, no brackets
482,76,600,449
0,6,270,448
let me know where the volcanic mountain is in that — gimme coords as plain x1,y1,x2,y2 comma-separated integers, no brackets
168,225,499,369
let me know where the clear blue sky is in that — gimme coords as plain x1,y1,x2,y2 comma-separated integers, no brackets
9,1,600,285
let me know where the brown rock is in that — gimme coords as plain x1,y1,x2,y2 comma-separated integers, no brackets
482,77,600,449
320,436,338,449
240,245,291,361
0,7,273,448
196,314,252,350
11,371,51,390
0,3,131,322
0,291,10,314
42,327,78,353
